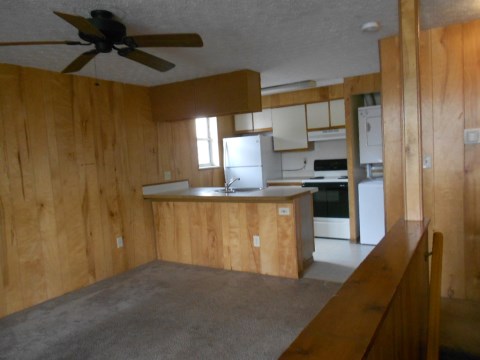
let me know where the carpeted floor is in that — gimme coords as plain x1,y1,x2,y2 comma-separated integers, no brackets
0,261,340,360
440,298,480,360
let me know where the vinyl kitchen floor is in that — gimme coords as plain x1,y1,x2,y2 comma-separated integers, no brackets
303,238,374,283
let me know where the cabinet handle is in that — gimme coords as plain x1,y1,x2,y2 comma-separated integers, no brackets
366,122,371,132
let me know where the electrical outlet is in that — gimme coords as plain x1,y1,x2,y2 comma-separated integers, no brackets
278,207,290,216
116,236,124,248
423,155,432,169
164,171,172,180
464,128,480,144
253,235,260,247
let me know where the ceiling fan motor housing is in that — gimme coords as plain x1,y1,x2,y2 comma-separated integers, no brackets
79,10,127,52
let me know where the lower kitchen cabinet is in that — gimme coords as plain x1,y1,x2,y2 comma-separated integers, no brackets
272,104,308,151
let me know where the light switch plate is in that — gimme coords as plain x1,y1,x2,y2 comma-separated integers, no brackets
116,236,124,248
278,207,290,216
464,128,480,145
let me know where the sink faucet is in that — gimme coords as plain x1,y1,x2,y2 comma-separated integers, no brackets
225,177,240,193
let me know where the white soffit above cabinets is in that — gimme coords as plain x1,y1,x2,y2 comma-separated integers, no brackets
0,0,478,87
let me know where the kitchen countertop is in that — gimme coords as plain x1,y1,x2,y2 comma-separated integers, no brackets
143,186,315,203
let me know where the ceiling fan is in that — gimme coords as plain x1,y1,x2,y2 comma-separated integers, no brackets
0,9,203,73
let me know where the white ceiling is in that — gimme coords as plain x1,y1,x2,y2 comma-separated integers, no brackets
1,0,479,88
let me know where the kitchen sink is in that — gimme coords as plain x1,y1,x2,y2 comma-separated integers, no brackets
213,187,263,193
234,187,263,192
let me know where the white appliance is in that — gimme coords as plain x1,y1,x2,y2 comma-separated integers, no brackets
358,178,385,245
301,159,350,239
223,135,282,188
358,105,383,164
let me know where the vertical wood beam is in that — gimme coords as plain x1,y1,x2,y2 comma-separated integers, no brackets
400,0,423,220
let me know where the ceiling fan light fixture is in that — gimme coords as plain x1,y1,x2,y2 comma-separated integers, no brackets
361,21,380,33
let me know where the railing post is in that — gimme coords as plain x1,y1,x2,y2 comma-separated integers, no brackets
399,0,424,221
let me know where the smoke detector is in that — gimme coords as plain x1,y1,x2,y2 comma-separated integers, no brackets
361,21,381,33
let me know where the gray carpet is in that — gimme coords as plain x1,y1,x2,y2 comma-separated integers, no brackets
0,261,340,360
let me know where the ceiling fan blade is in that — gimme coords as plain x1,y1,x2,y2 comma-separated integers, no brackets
53,11,105,39
62,49,98,73
0,40,83,46
125,34,203,48
117,48,175,72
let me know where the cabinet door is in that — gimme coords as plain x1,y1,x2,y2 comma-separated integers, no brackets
272,105,308,151
329,99,346,127
234,113,253,131
306,102,330,129
253,108,272,130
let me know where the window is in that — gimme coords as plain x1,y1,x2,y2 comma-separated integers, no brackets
195,117,219,169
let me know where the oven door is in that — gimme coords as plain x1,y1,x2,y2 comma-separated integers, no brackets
303,181,350,239
302,182,349,218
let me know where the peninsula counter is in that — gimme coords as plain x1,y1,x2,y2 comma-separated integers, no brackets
144,186,315,279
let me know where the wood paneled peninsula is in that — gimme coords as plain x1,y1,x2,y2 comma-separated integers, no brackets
145,187,315,279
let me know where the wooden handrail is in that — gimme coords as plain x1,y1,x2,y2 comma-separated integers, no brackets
427,232,443,360
280,219,430,359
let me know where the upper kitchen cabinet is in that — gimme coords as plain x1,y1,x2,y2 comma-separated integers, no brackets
306,99,346,130
234,108,272,133
329,99,346,127
150,70,262,122
272,105,308,151
306,101,329,129
234,113,254,131
150,80,197,121
253,108,272,131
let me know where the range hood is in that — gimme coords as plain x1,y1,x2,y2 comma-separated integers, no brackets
308,128,346,142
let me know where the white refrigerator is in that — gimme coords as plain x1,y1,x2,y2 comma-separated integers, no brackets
358,178,385,245
223,135,282,188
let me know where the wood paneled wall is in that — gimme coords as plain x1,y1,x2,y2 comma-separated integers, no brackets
0,65,234,317
399,0,423,221
0,64,234,318
463,21,480,301
0,65,159,316
380,19,480,300
380,37,404,230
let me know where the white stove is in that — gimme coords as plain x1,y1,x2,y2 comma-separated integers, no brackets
302,175,348,183
302,159,348,184
301,159,350,239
